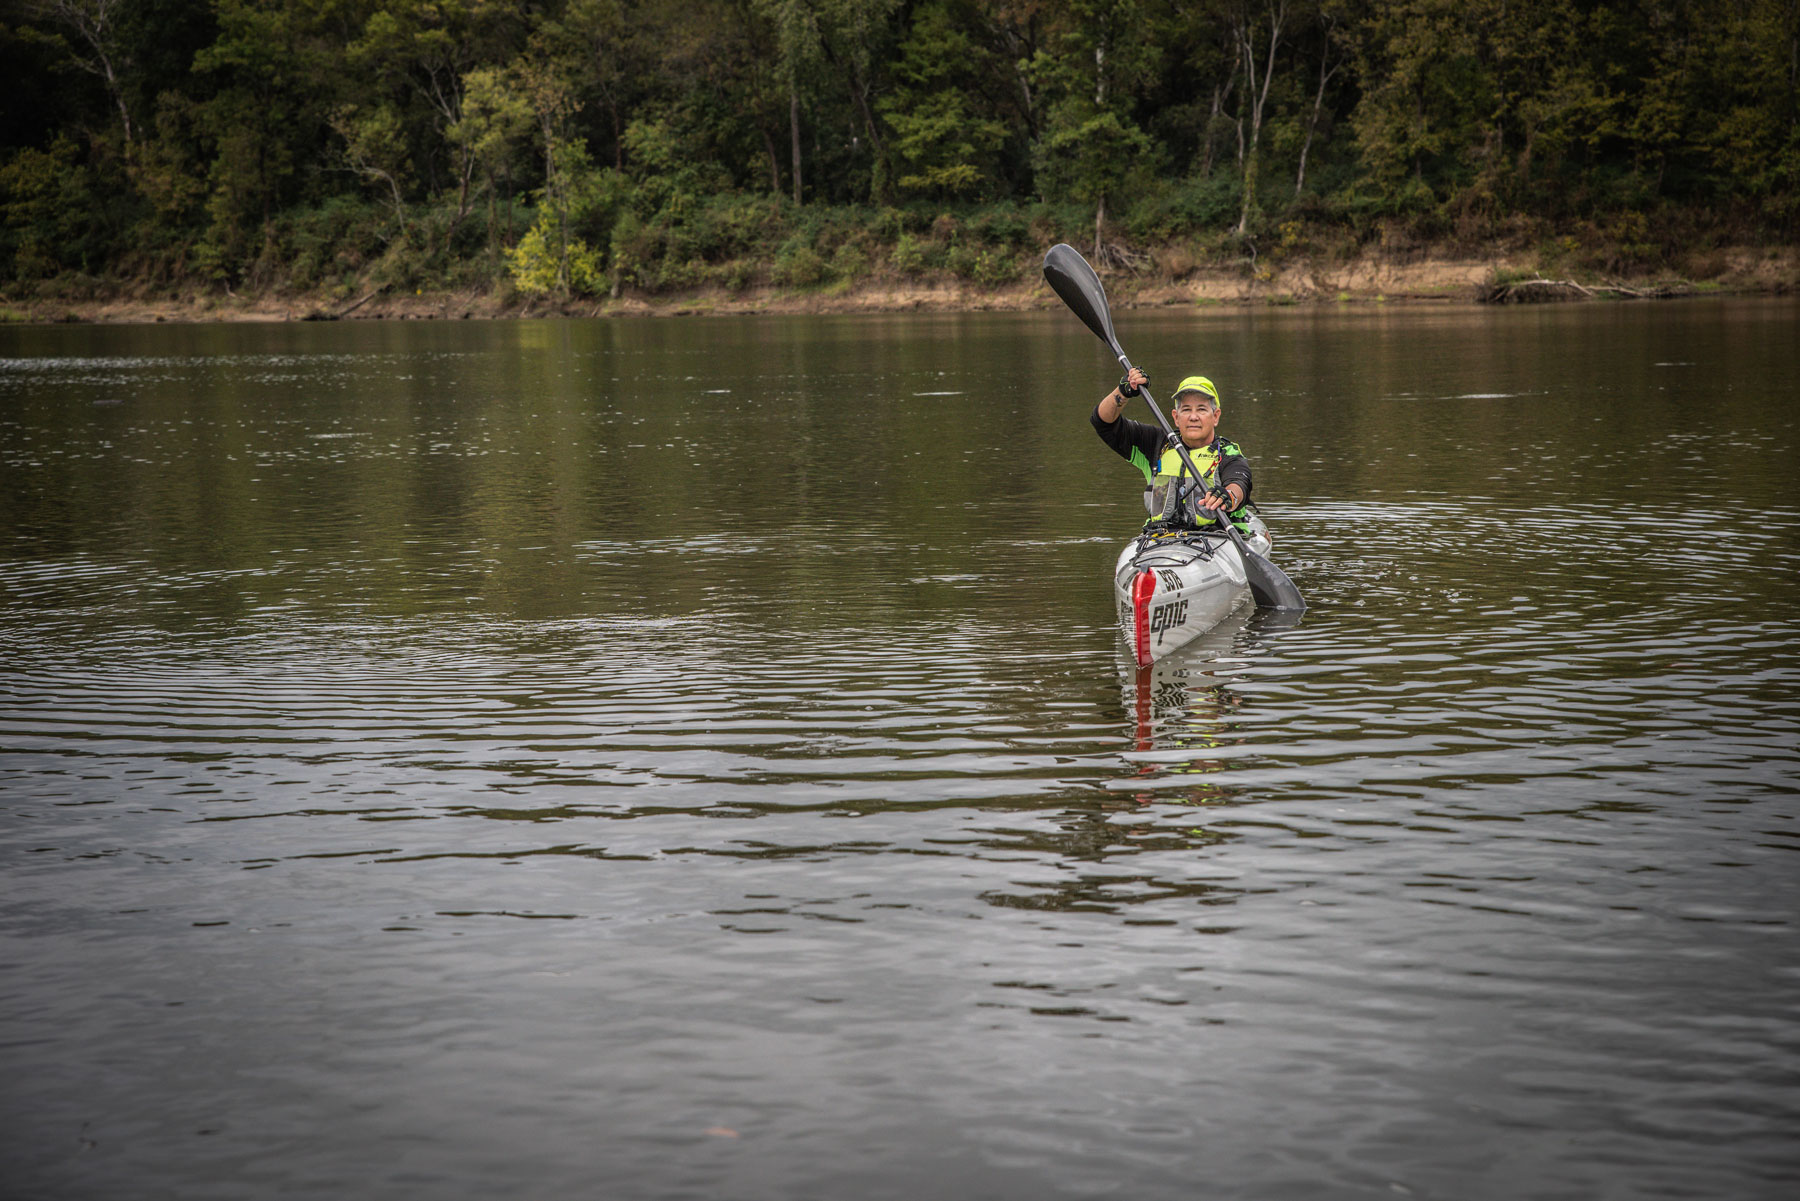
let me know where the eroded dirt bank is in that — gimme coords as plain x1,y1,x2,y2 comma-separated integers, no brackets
8,247,1795,326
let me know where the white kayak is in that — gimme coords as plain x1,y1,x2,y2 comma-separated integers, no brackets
1113,514,1273,666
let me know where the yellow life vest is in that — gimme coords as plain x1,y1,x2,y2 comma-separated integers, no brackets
1147,439,1247,528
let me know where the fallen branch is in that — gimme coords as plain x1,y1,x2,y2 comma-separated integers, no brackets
1481,275,1693,303
337,287,384,317
1482,277,1577,302
303,286,386,321
1097,241,1150,273
1484,278,1597,303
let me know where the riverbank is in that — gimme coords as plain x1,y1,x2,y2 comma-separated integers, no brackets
6,245,1794,325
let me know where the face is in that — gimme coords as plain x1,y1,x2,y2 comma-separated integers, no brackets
1171,395,1219,446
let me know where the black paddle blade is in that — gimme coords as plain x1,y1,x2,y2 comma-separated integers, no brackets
1043,244,1120,356
1243,549,1307,613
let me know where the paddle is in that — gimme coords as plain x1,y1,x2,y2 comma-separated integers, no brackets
1043,242,1306,612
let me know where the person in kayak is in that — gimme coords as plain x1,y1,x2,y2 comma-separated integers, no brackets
1091,367,1252,530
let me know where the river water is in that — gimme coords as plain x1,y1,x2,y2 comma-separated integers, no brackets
2,299,1796,1199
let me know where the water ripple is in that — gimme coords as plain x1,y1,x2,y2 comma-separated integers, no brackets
5,307,1798,1200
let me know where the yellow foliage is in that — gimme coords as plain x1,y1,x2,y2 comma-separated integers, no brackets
506,221,606,297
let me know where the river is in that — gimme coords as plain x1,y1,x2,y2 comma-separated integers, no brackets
3,299,1797,1199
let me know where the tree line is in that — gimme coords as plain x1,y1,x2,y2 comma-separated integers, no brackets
3,0,1795,301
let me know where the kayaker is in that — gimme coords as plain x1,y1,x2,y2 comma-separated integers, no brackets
1091,367,1252,530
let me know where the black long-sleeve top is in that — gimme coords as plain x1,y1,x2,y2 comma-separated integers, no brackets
1090,407,1254,503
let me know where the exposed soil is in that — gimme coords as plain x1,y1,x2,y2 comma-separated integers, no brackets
6,247,1794,326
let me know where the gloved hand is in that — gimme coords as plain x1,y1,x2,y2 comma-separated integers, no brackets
1201,482,1241,511
1118,367,1149,398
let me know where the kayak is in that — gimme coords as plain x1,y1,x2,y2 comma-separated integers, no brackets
1113,514,1274,666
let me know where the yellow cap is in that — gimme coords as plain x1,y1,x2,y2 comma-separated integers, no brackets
1173,375,1220,411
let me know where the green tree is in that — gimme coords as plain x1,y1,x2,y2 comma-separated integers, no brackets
1293,0,1346,199
330,102,412,241
446,63,533,249
503,42,632,297
537,0,637,169
192,0,349,283
1697,0,1800,212
507,138,618,296
27,0,138,156
751,0,899,204
349,0,521,239
0,134,98,276
878,0,1008,198
1028,0,1155,258
813,0,901,202
753,0,822,203
1342,0,1491,215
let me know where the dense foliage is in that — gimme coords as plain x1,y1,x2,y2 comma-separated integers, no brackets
3,0,1795,299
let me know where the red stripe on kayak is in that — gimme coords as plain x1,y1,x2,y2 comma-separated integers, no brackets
1132,569,1157,667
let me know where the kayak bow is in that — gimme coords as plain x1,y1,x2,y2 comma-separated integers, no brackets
1114,515,1273,665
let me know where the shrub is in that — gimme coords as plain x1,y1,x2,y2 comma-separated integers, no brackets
891,232,926,274
507,223,607,296
718,258,758,291
771,238,827,287
945,242,979,278
831,241,870,281
974,249,1018,286
1121,174,1241,242
967,203,1030,250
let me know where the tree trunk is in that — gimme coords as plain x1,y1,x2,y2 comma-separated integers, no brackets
1202,50,1240,178
1204,83,1222,177
109,68,133,158
790,86,803,204
444,147,475,252
1295,25,1339,200
1238,152,1259,237
502,163,515,248
762,124,782,194
47,0,134,159
1236,0,1289,237
1293,123,1314,200
849,78,890,203
1232,25,1246,170
1094,192,1106,261
995,17,1040,138
818,33,893,204
542,114,569,295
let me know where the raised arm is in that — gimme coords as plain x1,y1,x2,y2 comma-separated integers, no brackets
1095,366,1148,425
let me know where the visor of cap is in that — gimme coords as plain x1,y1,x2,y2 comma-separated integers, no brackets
1172,375,1220,409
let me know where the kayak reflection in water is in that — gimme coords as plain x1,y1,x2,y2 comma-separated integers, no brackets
1090,366,1253,531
